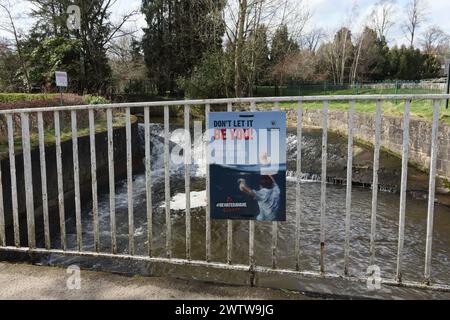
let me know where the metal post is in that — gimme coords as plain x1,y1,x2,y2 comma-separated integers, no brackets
424,100,441,285
184,105,191,260
126,108,134,255
320,101,328,274
107,109,117,254
71,111,82,251
37,112,50,250
344,101,355,276
446,69,449,109
396,100,411,283
164,106,172,259
370,100,382,266
205,104,211,262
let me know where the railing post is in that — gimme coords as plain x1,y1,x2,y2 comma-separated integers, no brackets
424,100,441,285
295,100,303,271
344,101,355,276
21,112,36,249
6,114,19,247
396,100,411,283
184,105,191,260
37,112,50,250
227,102,233,265
89,109,100,252
369,100,382,266
71,110,82,251
106,109,117,254
164,105,172,259
205,104,211,262
54,111,66,250
126,108,134,255
320,101,328,274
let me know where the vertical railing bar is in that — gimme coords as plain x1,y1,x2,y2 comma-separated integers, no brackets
126,108,134,256
320,101,328,273
184,105,191,260
37,112,50,250
6,114,19,247
164,105,172,259
249,101,256,270
396,100,411,283
71,110,82,251
370,100,382,266
295,100,303,271
424,99,441,285
205,104,211,262
21,113,36,249
0,160,4,247
144,107,153,257
106,109,117,254
272,101,280,269
227,102,233,264
344,101,355,276
54,111,66,251
89,109,100,252
21,113,35,248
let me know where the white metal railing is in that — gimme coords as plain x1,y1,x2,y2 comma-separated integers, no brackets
0,94,449,294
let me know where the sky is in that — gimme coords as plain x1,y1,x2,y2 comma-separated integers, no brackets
1,0,449,48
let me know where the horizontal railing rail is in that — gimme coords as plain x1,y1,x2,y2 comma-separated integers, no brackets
0,94,449,296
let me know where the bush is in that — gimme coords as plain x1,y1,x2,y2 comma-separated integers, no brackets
83,95,110,105
177,50,234,99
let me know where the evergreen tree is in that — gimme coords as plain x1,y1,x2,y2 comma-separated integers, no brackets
142,0,225,95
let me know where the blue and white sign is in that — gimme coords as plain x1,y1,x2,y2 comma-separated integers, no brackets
208,111,286,222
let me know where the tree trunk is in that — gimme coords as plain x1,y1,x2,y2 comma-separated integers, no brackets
234,0,247,98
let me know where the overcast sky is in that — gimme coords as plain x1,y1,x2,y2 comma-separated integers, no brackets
1,0,449,48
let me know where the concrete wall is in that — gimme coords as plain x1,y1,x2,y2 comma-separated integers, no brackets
286,109,450,179
0,123,142,244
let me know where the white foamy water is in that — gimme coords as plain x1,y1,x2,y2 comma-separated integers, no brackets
160,190,207,211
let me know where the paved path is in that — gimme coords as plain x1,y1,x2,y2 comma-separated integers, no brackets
0,262,312,300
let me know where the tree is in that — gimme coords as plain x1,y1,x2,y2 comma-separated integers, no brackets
0,0,31,91
387,45,439,80
142,0,225,96
224,0,312,97
302,28,325,53
0,39,22,91
370,0,396,41
402,0,428,47
27,0,138,94
243,24,270,94
109,34,148,94
350,27,390,82
420,26,450,55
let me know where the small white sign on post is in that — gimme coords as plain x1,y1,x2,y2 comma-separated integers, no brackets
55,71,68,87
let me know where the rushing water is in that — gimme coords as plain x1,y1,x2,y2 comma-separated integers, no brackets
41,122,450,299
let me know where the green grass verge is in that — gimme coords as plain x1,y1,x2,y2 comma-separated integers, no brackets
259,99,450,124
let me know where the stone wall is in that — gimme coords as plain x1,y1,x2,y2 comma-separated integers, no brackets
286,109,450,179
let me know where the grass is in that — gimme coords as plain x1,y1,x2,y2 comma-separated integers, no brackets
0,93,61,104
254,86,443,97
258,98,450,124
0,113,132,159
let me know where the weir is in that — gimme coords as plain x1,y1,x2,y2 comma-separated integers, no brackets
0,95,450,299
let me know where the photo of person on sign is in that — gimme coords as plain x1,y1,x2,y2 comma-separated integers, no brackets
238,153,281,221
